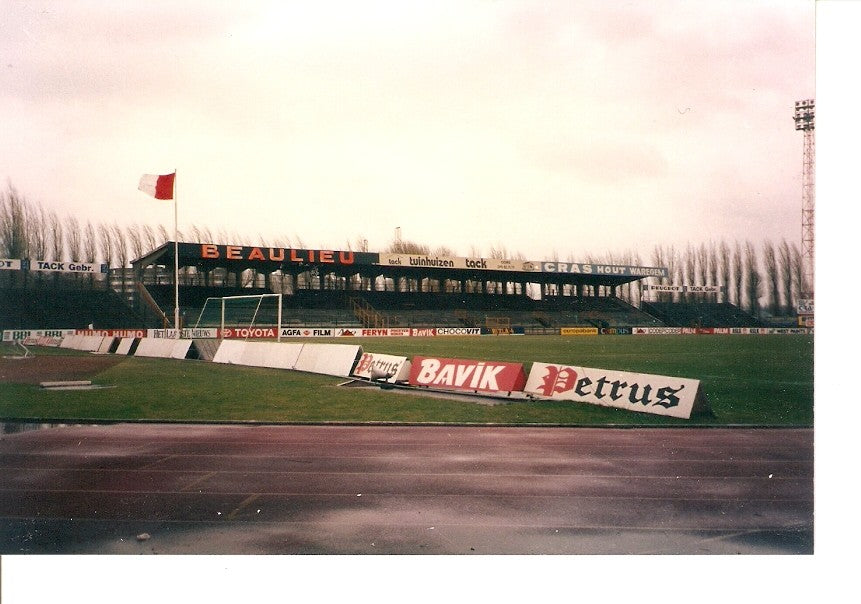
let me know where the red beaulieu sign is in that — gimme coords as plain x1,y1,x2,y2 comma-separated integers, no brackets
409,356,526,394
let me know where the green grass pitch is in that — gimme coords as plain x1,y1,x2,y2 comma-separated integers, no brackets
0,334,813,426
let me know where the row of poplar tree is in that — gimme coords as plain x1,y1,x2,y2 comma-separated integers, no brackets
2,184,805,318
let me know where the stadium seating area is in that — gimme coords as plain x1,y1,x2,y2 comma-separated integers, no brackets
2,280,773,333
640,302,762,328
142,286,663,329
0,286,143,329
341,291,662,329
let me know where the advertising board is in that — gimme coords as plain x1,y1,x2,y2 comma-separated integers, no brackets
539,262,668,277
409,356,527,394
148,328,217,339
80,329,147,339
293,344,362,377
222,327,279,339
480,327,525,335
194,243,378,267
524,362,709,419
642,284,724,293
27,260,107,274
632,327,682,335
3,329,75,342
351,352,411,383
332,328,412,337
560,327,598,336
599,327,632,335
278,327,336,338
436,327,482,336
377,253,536,272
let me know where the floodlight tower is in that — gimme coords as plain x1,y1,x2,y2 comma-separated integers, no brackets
794,99,815,299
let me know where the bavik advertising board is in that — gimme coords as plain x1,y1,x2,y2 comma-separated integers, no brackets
524,362,710,419
409,355,526,394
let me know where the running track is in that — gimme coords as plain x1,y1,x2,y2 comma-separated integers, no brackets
0,423,813,554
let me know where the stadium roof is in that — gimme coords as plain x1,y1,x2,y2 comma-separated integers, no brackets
133,242,668,288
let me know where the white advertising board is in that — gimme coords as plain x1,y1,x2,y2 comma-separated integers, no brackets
212,340,247,364
170,339,194,360
61,335,104,352
642,284,723,293
148,328,219,339
294,344,362,377
96,337,116,354
115,338,136,355
240,341,304,369
28,260,107,274
524,362,709,419
378,253,534,272
60,334,81,349
3,329,75,342
351,352,411,383
134,338,178,358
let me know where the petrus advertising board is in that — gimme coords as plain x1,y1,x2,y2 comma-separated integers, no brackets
524,362,710,419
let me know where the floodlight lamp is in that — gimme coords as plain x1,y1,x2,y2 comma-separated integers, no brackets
794,99,815,131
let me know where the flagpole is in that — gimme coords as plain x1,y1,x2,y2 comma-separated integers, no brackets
173,169,180,338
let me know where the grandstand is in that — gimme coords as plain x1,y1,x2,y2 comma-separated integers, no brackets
123,242,674,331
0,240,789,332
0,283,143,330
641,301,763,328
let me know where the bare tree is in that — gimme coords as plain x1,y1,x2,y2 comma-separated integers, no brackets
48,210,64,262
0,184,29,258
693,243,707,304
83,221,98,285
762,240,779,316
778,239,793,315
98,223,114,268
156,224,169,246
127,224,145,260
629,250,643,307
650,245,668,303
387,239,430,254
141,224,157,252
791,244,804,305
27,202,49,261
111,224,128,268
732,242,743,307
707,242,719,303
744,241,762,316
83,221,97,263
681,244,696,302
718,241,731,304
696,243,708,286
66,217,82,261
488,243,509,259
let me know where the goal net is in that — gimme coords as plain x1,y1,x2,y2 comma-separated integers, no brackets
194,293,283,340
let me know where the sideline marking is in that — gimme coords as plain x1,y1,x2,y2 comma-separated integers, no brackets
228,494,261,520
180,471,218,492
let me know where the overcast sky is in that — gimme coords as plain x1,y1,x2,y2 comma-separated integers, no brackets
1,0,818,262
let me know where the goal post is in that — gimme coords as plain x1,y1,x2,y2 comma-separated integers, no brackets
194,293,283,341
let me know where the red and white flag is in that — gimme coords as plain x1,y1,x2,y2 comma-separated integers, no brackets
138,173,175,200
